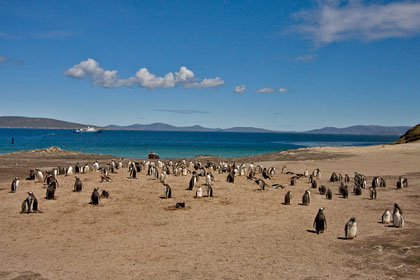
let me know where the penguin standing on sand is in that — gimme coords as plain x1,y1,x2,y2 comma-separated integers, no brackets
393,203,404,228
326,188,332,200
74,176,83,192
195,186,203,198
284,191,291,205
163,184,172,199
21,192,39,213
302,190,310,206
345,217,358,239
187,173,198,190
11,177,19,192
382,209,391,224
313,208,327,234
205,184,213,197
90,188,100,205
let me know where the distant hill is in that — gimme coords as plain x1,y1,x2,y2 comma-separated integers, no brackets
306,125,411,135
395,124,420,143
0,116,100,129
105,123,275,133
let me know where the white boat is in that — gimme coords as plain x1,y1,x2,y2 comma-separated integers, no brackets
74,126,102,133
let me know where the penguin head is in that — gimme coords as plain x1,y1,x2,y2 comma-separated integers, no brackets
351,217,356,222
28,192,33,195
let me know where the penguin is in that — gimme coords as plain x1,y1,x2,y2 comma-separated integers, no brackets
268,167,276,177
26,170,36,180
313,208,327,234
370,187,377,200
90,188,100,205
11,177,19,192
195,186,203,198
187,174,197,190
271,184,285,189
74,176,83,192
304,169,309,177
345,217,357,239
205,174,212,185
159,172,167,184
75,163,80,174
175,202,185,208
318,185,326,195
311,180,318,189
302,190,310,206
226,172,234,183
35,169,44,182
93,161,99,172
101,190,109,199
338,182,344,195
255,179,267,191
326,188,332,200
284,191,291,205
21,192,39,213
163,184,172,199
262,168,271,179
342,185,349,199
344,174,350,182
393,205,404,228
45,183,56,199
382,209,391,224
66,166,73,176
393,203,403,215
290,177,296,186
354,185,362,196
129,163,137,179
205,184,213,197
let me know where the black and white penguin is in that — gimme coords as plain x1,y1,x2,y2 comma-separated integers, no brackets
326,188,332,200
226,172,235,183
284,191,291,205
255,179,267,191
66,166,73,176
90,188,100,205
313,208,327,234
342,185,349,199
206,184,213,197
26,170,36,180
370,187,377,200
302,190,310,206
35,169,44,182
21,192,39,213
262,168,271,179
290,176,296,186
318,185,326,195
11,177,19,192
163,184,172,199
187,174,197,190
75,163,80,174
354,185,362,196
45,183,56,199
382,209,391,224
345,217,358,239
311,179,318,189
393,204,404,228
195,186,203,198
74,176,83,192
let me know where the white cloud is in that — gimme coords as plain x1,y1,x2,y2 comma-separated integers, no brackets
278,88,288,93
234,84,246,94
295,54,317,62
256,88,275,93
294,0,420,46
64,58,224,90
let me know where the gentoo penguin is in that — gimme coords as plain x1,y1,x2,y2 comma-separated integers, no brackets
313,208,327,234
326,188,332,200
354,185,362,196
345,217,357,239
26,170,35,180
284,191,291,205
11,177,19,192
304,169,309,177
338,182,344,195
272,184,285,189
45,183,56,199
90,188,100,205
175,202,185,208
311,180,318,189
226,172,234,183
255,179,267,191
35,169,43,182
397,177,408,188
393,204,404,228
318,185,326,195
290,177,296,186
342,185,349,199
205,184,213,197
101,190,109,199
93,161,99,172
21,192,39,213
262,168,271,179
74,176,83,192
382,209,391,224
66,166,73,176
195,186,203,198
205,174,212,186
129,164,137,179
159,172,167,184
268,167,276,177
302,190,310,206
187,174,197,190
344,174,350,182
163,184,172,199
370,187,377,200
75,163,80,174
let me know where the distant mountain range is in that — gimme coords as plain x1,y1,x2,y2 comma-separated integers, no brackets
306,125,411,135
0,116,412,135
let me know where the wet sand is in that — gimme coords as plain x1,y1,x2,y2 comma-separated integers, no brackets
0,144,419,279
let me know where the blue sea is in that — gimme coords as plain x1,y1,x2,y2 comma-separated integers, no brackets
0,129,399,159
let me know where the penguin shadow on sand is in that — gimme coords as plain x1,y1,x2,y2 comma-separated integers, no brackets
337,237,348,240
306,230,318,234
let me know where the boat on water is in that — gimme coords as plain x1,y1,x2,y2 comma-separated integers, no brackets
74,126,102,133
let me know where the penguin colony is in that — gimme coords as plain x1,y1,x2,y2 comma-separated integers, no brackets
11,159,410,239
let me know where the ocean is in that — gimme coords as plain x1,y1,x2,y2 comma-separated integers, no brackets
0,129,399,159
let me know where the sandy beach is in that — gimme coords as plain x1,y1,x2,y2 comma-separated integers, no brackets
0,143,419,279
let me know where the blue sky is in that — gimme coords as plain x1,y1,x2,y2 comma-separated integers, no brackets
1,0,419,131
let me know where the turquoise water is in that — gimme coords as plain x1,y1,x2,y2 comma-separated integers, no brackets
0,129,399,159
